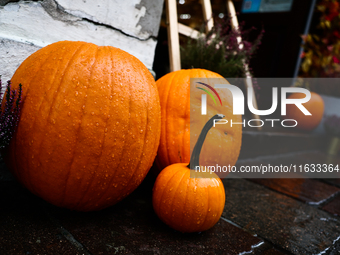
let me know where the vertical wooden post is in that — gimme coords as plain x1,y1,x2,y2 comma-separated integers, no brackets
201,0,214,33
227,0,262,130
166,0,181,72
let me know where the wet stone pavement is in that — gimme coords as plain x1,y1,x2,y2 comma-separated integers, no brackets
1,131,340,255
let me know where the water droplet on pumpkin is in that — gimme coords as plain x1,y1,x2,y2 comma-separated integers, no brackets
75,91,78,96
96,123,99,127
82,105,85,109
68,112,71,116
140,130,143,134
91,112,95,115
109,95,113,100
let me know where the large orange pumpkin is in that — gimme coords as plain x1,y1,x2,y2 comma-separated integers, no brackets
153,114,226,233
155,69,242,177
5,41,161,211
285,91,324,131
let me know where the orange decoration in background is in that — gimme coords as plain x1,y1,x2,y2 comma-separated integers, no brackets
286,92,324,131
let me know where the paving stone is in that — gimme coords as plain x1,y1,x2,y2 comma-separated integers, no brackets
323,196,340,216
0,182,81,255
261,248,290,255
322,178,340,188
222,178,340,255
47,177,265,255
249,178,340,204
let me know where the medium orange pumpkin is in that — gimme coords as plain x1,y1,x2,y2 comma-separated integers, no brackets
155,69,242,176
5,41,161,211
153,114,226,233
285,91,324,131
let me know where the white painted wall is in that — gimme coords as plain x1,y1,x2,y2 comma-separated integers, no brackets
0,0,163,82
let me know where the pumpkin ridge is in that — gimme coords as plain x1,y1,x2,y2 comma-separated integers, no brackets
161,72,176,168
84,47,115,207
177,170,191,230
168,168,187,228
165,71,182,166
212,179,221,225
149,84,162,171
116,69,151,198
85,47,113,206
86,55,137,209
58,43,98,208
212,178,223,226
62,44,100,209
11,45,55,188
180,73,190,164
80,48,136,209
27,42,86,196
200,180,210,230
31,43,86,198
93,61,137,208
71,47,118,210
84,46,121,208
157,166,184,217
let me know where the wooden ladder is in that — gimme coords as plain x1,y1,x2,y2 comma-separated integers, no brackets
165,0,262,129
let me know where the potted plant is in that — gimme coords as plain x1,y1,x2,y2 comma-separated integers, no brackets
180,17,264,79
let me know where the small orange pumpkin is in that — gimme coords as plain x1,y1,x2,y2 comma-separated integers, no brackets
5,41,161,211
285,91,324,131
153,114,226,233
155,69,242,175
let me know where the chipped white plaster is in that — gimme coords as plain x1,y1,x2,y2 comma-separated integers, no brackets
56,0,150,39
0,39,40,82
0,0,160,81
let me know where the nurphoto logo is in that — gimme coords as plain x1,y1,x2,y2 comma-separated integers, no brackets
198,82,312,128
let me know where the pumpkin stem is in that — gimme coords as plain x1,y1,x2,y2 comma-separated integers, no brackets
188,114,225,170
